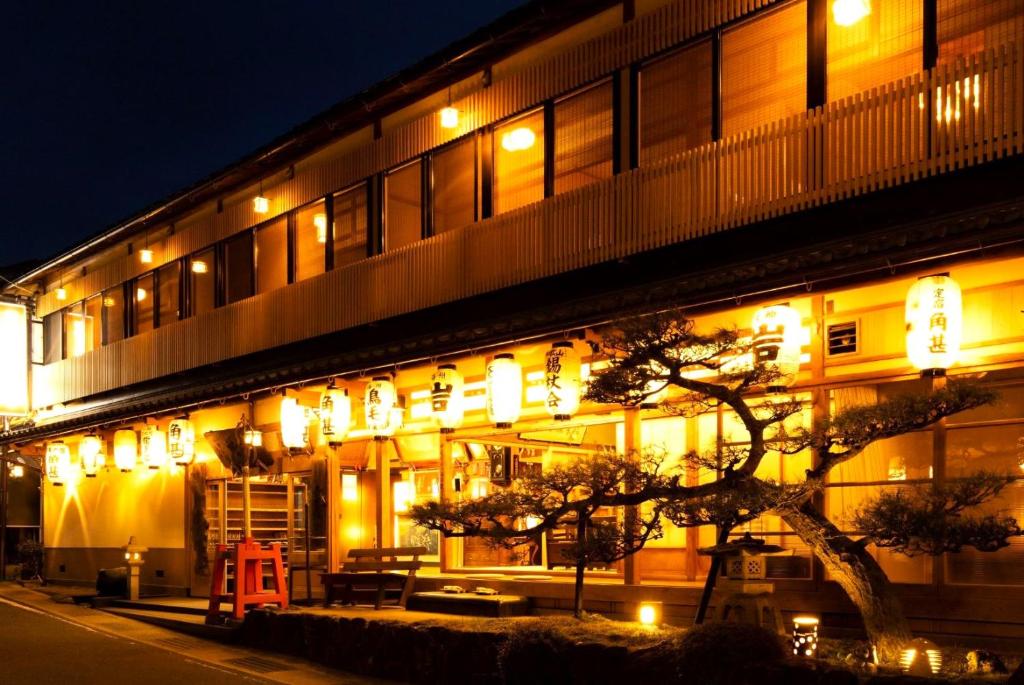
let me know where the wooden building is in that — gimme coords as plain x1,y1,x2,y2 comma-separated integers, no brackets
1,0,1023,647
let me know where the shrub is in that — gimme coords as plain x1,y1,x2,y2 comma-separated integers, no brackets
675,623,785,685
497,624,574,685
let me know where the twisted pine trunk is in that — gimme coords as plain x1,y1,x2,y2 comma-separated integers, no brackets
781,501,912,665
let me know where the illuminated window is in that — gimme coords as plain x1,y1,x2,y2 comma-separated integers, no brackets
43,311,62,364
134,272,154,335
828,0,922,102
157,262,180,326
722,1,808,137
63,302,87,358
554,81,613,195
333,183,368,268
84,295,102,351
294,200,327,282
494,108,545,215
639,40,713,165
385,160,423,251
224,231,254,304
938,0,1022,64
102,285,125,345
191,248,216,316
432,137,476,234
255,218,288,294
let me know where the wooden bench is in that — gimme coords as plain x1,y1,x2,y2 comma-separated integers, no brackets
320,546,426,610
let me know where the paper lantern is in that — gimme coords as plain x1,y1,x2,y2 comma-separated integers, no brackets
439,106,459,129
365,377,398,438
280,396,310,450
431,364,464,433
253,195,270,214
168,418,195,466
45,442,71,486
832,0,870,26
79,435,104,477
486,354,522,428
341,472,359,502
141,426,167,470
320,386,352,445
901,638,942,675
113,429,138,472
792,616,819,658
752,304,802,392
906,275,962,375
139,248,154,264
545,342,581,420
243,429,263,447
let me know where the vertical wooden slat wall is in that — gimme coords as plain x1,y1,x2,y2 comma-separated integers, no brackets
33,40,1024,408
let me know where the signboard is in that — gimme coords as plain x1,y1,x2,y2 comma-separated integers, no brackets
0,301,29,416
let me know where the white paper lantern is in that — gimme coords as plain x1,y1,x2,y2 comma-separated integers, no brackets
365,377,398,438
79,435,104,477
486,354,522,428
141,426,168,470
545,342,581,421
431,364,464,433
46,441,71,486
320,386,352,445
280,396,310,450
114,429,138,472
906,275,962,375
752,304,803,392
168,418,195,466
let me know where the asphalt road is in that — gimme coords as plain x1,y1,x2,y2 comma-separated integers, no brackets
0,598,267,684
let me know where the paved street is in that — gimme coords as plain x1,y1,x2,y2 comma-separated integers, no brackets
0,598,266,684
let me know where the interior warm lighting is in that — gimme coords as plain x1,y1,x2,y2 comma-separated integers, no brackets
314,212,328,243
103,296,116,307
191,259,208,274
638,601,662,626
831,0,870,26
8,464,24,479
431,364,464,433
45,441,72,486
501,127,536,152
114,429,138,472
0,301,29,416
439,106,460,129
545,342,581,421
365,377,398,438
55,287,67,301
70,317,86,357
253,195,270,214
168,418,195,466
342,472,359,501
320,385,352,445
280,396,310,450
79,435,104,477
393,479,414,513
486,353,522,428
906,275,962,375
752,304,802,392
792,616,820,657
139,248,154,264
141,426,168,470
136,287,148,302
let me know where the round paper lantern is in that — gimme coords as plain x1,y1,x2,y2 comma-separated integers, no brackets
46,441,71,486
752,304,802,392
431,364,464,433
365,377,398,438
320,386,352,445
113,429,138,472
280,396,310,450
141,426,167,470
167,418,195,466
486,354,522,428
545,342,581,421
906,275,962,375
79,435,104,477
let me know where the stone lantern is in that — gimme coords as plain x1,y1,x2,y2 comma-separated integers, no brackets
121,536,149,600
699,532,785,634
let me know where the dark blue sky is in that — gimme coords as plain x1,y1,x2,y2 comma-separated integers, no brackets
0,0,524,266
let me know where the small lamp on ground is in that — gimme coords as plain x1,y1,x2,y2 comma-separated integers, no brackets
638,601,663,627
792,616,820,657
121,536,149,601
901,638,943,675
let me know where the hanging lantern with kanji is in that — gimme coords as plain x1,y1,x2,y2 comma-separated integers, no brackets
545,342,581,421
46,441,72,486
752,304,802,392
365,377,398,438
280,396,310,450
906,275,962,376
320,384,352,445
167,418,195,466
486,354,522,428
431,364,464,433
79,434,104,477
141,426,168,470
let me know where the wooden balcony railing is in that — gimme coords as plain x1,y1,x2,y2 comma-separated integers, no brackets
34,44,1023,409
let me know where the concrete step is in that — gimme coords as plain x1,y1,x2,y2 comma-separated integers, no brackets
98,607,238,642
92,595,209,616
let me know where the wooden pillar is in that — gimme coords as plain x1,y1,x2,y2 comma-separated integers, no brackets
623,407,642,585
931,373,948,588
326,445,340,572
684,416,700,581
809,295,829,587
374,439,392,549
439,437,453,571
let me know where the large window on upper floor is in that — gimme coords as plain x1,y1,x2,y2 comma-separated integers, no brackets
134,272,155,335
828,0,922,102
431,137,476,235
295,200,327,281
333,183,368,268
639,41,713,165
191,248,216,316
255,218,288,294
158,261,181,326
938,0,1022,64
385,160,423,252
225,231,254,304
493,108,545,215
102,285,125,345
554,80,614,195
722,0,807,138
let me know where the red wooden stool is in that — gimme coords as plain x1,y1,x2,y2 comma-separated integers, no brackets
207,538,288,623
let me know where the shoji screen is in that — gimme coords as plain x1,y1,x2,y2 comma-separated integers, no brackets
639,40,713,166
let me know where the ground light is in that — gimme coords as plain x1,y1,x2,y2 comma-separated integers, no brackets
901,638,943,675
792,616,820,657
638,601,662,627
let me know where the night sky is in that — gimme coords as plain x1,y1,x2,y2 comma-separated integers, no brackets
0,0,525,268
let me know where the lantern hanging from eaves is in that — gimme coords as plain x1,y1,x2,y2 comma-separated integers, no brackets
431,364,464,433
79,435,104,477
365,377,398,439
752,304,802,392
167,418,195,466
486,353,522,429
46,441,71,486
906,275,962,376
141,426,168,470
320,385,352,445
545,342,581,421
113,429,138,472
280,396,310,450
